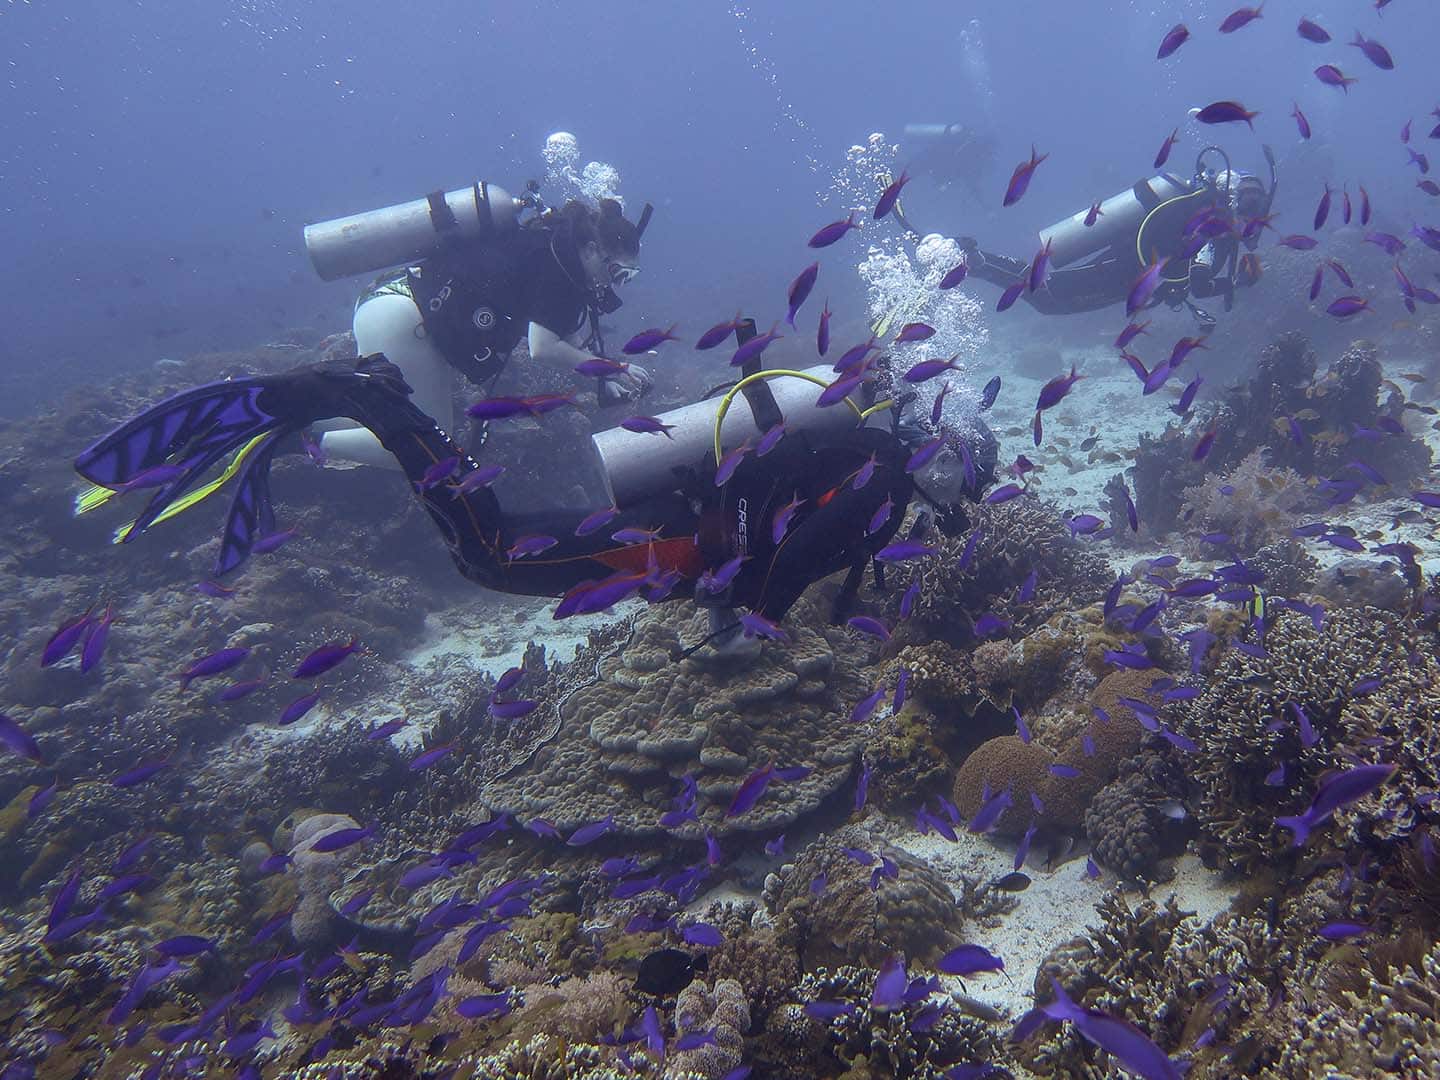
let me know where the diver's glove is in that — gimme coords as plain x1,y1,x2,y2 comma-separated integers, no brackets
598,362,653,407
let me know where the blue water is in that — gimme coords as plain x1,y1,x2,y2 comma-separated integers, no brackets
4,0,1436,413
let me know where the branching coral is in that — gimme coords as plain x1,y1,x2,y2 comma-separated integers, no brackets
788,964,1006,1078
1171,607,1435,873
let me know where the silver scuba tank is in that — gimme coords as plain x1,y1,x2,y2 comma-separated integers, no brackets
303,181,523,281
590,364,862,508
1038,173,1190,269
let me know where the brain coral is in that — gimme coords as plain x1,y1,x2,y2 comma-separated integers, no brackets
478,597,873,837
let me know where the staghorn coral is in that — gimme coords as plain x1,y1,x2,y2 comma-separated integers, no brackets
789,964,1006,1078
1178,448,1314,556
476,597,873,837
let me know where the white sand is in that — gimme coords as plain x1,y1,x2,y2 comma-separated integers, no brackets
896,829,1236,1023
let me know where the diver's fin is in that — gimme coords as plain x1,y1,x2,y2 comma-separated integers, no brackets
75,378,278,488
96,432,273,544
214,435,281,576
74,379,283,541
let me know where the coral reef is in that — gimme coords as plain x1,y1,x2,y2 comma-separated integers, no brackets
476,597,874,836
786,964,1006,1079
1178,449,1313,555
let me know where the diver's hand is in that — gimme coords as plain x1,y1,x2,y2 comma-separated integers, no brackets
598,363,652,406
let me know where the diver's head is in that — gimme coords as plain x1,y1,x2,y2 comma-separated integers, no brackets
573,198,642,290
903,422,999,534
1215,170,1267,218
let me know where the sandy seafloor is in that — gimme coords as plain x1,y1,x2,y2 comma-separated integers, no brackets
260,343,1439,1053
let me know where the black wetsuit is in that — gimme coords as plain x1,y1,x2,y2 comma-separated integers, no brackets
404,224,603,386
76,357,914,623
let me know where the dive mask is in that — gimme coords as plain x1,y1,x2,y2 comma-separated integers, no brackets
607,260,640,287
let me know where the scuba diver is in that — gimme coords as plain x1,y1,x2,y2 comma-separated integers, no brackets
922,146,1276,335
73,327,996,640
902,122,999,201
303,171,653,468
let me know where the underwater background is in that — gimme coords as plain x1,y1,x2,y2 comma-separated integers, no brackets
5,0,1440,1077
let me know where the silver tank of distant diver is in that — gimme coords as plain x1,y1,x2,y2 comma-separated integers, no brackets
303,181,524,281
591,364,862,508
1038,173,1190,269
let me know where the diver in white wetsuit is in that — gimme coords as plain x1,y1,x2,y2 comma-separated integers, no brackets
310,193,651,468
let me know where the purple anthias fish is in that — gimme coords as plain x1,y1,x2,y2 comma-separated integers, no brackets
1296,17,1330,43
506,534,559,560
1127,256,1169,316
1003,146,1047,208
309,822,376,853
367,716,408,740
1196,100,1258,128
939,262,969,289
757,421,788,457
567,814,615,846
1153,129,1179,170
851,687,887,724
905,435,945,474
1315,64,1357,91
875,540,935,562
786,262,819,327
1292,103,1312,140
847,615,890,641
573,357,630,378
1350,32,1394,70
409,744,455,771
809,213,858,248
696,315,743,351
1278,234,1317,251
1028,238,1054,292
215,676,266,703
771,493,806,544
178,647,250,689
1156,22,1188,58
453,465,504,495
732,324,784,368
76,605,115,674
816,301,831,356
113,759,170,788
867,495,894,536
895,321,936,344
682,922,724,947
467,392,576,420
42,606,95,668
968,786,1013,834
278,690,321,726
1326,296,1370,319
0,713,43,763
1036,366,1083,411
622,324,680,355
1218,4,1263,33
417,455,460,490
1319,921,1370,942
293,637,361,678
715,441,752,486
620,415,676,438
997,281,1025,312
871,956,908,1011
489,698,538,720
938,944,1005,976
1015,979,1183,1080
1276,762,1398,845
874,170,910,220
1192,426,1218,461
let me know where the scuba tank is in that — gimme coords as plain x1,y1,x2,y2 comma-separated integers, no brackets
590,361,860,509
304,180,538,281
1038,173,1191,269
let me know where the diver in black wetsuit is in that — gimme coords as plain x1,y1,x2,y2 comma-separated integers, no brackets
75,354,989,628
946,148,1275,333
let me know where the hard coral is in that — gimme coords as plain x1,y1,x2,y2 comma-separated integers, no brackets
768,831,968,972
790,964,1006,1079
669,977,749,1080
1178,449,1313,556
1172,607,1431,872
478,597,873,837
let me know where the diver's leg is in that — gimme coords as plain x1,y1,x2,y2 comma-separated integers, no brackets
319,291,454,469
